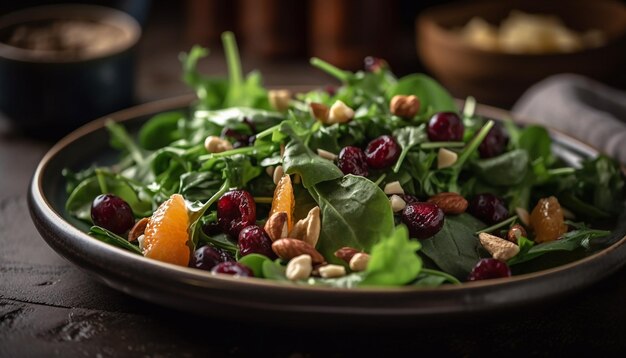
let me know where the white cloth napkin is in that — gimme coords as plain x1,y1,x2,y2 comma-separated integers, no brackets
513,74,626,163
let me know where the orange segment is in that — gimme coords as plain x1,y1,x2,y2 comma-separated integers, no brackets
143,193,190,266
269,175,295,232
530,196,568,243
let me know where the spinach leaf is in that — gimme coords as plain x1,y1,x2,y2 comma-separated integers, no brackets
473,149,529,186
262,259,287,281
419,214,486,279
392,125,427,173
89,226,142,255
281,123,343,189
508,229,610,265
310,175,395,265
387,74,458,117
412,269,460,287
359,225,422,286
238,254,271,278
518,125,552,162
139,111,184,150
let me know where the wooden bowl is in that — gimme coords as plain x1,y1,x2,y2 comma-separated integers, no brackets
416,0,626,108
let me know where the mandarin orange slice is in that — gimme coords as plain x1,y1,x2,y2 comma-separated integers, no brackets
142,193,190,266
269,174,295,232
530,196,568,243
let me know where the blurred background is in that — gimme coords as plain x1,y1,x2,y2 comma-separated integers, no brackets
0,0,625,137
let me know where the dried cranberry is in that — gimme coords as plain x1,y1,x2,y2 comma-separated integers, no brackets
468,258,511,281
427,112,464,142
90,194,135,235
338,146,369,176
238,225,276,259
211,262,254,277
468,193,509,225
478,122,509,158
190,245,234,271
401,202,445,240
364,135,401,170
217,190,256,239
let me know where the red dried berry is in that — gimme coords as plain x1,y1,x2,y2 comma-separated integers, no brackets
401,202,445,240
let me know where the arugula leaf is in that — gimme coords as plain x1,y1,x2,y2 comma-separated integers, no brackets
66,171,153,221
419,214,486,279
360,225,422,286
310,175,395,265
180,46,228,109
139,111,184,150
518,125,552,162
188,179,230,250
508,229,610,265
89,226,142,255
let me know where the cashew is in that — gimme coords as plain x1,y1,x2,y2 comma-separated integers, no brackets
318,264,346,278
437,148,458,169
349,253,370,272
273,165,284,185
286,254,313,281
310,102,330,123
479,232,520,261
327,100,354,124
268,89,292,112
384,181,404,195
515,207,530,227
290,206,321,247
317,148,338,161
389,194,407,213
204,136,233,153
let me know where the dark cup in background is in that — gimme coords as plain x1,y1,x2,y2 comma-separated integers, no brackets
0,4,141,138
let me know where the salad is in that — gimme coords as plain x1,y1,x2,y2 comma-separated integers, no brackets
64,33,625,288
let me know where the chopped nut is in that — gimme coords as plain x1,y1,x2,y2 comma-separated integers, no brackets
273,165,284,185
268,89,291,112
290,207,321,247
390,194,407,213
327,100,354,124
286,254,313,281
384,181,404,195
204,136,233,153
317,148,338,161
349,253,370,272
427,192,468,214
479,232,520,261
334,247,360,263
318,264,346,278
437,148,458,169
128,217,149,242
137,234,145,251
310,102,330,123
265,166,275,178
515,207,530,227
272,238,325,264
506,224,527,243
264,211,289,242
390,95,420,118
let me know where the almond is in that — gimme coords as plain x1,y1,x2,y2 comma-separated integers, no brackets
128,217,149,242
427,192,468,214
334,246,360,263
264,211,289,242
272,238,325,264
479,232,520,261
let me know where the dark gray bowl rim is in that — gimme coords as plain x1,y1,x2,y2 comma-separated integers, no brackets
28,94,626,321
